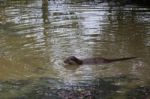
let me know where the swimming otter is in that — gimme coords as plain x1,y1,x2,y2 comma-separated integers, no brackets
64,56,136,65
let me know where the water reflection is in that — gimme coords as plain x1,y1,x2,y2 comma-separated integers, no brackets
0,0,150,98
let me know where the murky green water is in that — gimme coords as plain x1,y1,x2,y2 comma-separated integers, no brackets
0,0,150,98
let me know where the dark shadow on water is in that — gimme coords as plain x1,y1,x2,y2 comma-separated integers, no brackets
127,86,150,99
0,75,149,99
11,77,119,99
0,77,119,99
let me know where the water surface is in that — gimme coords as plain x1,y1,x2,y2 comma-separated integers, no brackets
0,0,150,98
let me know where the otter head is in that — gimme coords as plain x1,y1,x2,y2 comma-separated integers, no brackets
64,56,83,65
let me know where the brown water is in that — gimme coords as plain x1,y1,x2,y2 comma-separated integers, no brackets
0,0,150,98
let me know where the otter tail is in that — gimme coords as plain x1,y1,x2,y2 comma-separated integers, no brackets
105,57,137,63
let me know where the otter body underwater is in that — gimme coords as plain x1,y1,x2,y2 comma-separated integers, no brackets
64,56,136,65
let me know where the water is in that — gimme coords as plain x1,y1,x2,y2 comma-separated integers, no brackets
0,0,150,98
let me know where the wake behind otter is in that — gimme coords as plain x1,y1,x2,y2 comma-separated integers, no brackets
82,57,136,65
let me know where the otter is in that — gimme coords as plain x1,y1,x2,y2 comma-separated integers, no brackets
64,56,136,65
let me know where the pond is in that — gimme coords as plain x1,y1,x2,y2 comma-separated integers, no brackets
0,0,150,99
